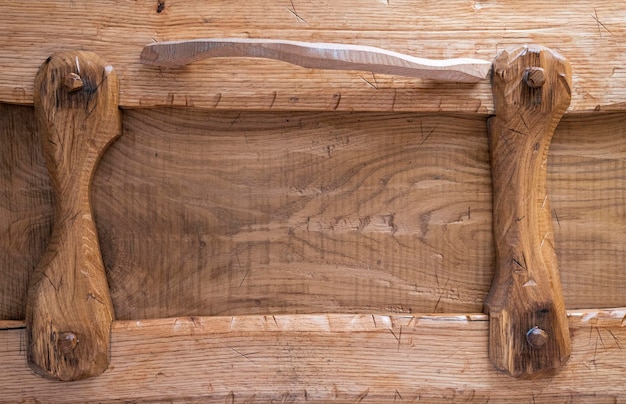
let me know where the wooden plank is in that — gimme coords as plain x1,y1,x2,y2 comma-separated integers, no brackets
2,106,626,320
1,309,625,402
1,1,626,113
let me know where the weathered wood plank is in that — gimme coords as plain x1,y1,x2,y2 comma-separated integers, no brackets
1,309,625,402
2,106,626,320
1,1,626,113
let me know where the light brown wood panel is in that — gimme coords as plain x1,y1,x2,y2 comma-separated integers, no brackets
1,1,626,113
1,309,625,402
94,109,495,319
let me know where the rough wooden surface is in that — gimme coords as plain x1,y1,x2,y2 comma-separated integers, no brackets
1,105,626,320
485,47,572,378
27,52,120,380
1,309,625,402
1,1,626,113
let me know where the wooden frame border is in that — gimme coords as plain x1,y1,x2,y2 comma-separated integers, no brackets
2,308,625,402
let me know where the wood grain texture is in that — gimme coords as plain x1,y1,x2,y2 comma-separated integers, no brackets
2,106,626,320
485,47,571,378
1,1,626,113
140,38,492,82
1,309,625,402
549,114,626,309
94,110,494,319
26,52,121,380
0,104,53,320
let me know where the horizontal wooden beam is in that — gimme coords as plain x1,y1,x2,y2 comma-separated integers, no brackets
1,1,626,113
1,309,625,402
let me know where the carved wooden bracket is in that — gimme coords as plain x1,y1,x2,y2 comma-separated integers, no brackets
484,46,572,379
26,52,121,380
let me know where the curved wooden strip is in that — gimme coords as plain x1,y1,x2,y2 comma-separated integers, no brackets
140,38,492,82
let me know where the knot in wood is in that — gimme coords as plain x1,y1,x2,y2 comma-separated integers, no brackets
523,67,545,88
63,72,83,92
56,332,79,354
526,326,548,349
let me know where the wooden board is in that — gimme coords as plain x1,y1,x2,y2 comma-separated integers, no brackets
2,104,625,320
1,1,626,113
1,309,625,402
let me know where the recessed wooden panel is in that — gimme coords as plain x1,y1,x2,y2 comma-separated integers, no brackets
549,114,626,309
0,104,53,320
94,109,494,319
1,105,626,319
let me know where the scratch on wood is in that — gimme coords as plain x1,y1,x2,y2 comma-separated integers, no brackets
607,328,623,351
231,347,257,363
389,328,400,345
518,112,529,131
286,0,308,24
591,9,614,39
42,272,58,292
553,208,561,229
540,232,548,249
239,269,249,288
356,388,369,402
596,327,606,349
508,127,527,137
333,92,342,110
512,257,526,270
87,292,105,305
229,112,242,128
433,295,442,313
269,91,277,109
360,73,378,89
394,389,403,400
418,122,437,148
213,92,222,108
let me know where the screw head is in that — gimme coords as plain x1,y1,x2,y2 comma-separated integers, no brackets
63,72,83,92
526,326,549,349
523,67,546,88
56,331,79,353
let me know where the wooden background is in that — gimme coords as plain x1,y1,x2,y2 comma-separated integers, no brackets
1,0,626,401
